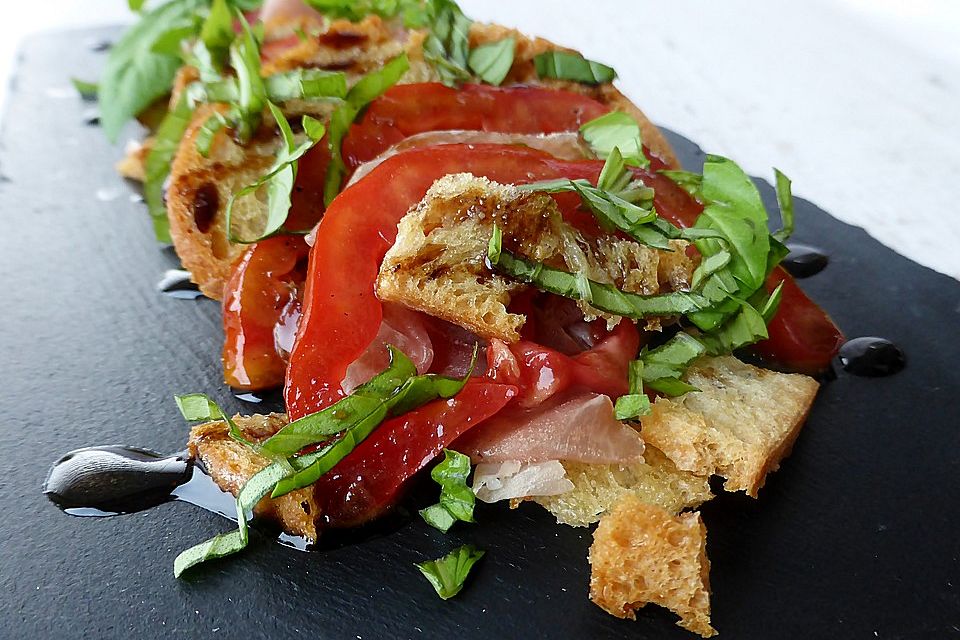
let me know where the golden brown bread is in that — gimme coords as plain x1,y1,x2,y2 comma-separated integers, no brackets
640,355,820,497
376,173,694,342
188,413,321,541
589,495,716,637
163,16,681,299
534,446,713,527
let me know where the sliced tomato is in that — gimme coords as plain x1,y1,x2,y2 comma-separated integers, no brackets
311,380,516,528
341,83,610,170
486,319,640,407
222,236,309,391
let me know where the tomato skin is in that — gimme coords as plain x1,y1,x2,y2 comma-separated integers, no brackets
342,83,610,170
222,236,309,391
487,319,640,407
311,380,516,528
753,269,845,375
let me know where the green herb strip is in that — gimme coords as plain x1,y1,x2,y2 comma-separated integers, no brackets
533,50,615,85
324,54,410,205
580,111,648,168
144,94,194,243
419,449,474,532
487,224,707,319
225,105,326,243
467,37,515,86
416,544,485,600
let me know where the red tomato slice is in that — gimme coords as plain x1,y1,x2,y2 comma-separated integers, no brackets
285,144,610,418
311,380,516,528
341,83,610,170
222,236,309,391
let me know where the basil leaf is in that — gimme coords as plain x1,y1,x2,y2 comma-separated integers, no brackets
264,69,348,101
419,449,474,532
194,109,229,157
150,24,199,56
467,37,515,86
173,459,289,577
200,0,234,68
324,54,409,205
640,332,705,396
614,360,651,420
100,0,203,141
772,168,794,243
580,111,648,168
174,392,257,450
71,78,98,100
259,346,417,458
144,94,194,243
422,0,472,87
487,226,708,319
271,352,474,497
415,544,485,600
229,16,266,144
659,169,703,199
303,0,420,21
226,107,326,243
698,299,769,355
533,51,615,85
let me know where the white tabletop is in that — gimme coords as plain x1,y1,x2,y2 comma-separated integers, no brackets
3,0,958,281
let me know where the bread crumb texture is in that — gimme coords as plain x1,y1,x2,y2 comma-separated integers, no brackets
589,495,716,637
376,173,693,342
534,446,712,527
641,355,819,497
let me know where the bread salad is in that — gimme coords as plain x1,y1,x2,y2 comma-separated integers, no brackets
83,0,844,635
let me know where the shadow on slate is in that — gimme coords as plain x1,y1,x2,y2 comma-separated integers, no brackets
0,27,958,640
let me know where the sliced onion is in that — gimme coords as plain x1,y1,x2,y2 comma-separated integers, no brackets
472,460,574,504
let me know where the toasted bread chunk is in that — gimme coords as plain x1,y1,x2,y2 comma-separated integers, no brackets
376,173,693,342
163,16,680,299
589,495,716,637
188,413,322,541
641,355,819,497
534,446,713,527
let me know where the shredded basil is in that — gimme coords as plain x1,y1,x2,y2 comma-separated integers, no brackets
487,224,708,319
228,15,267,144
772,168,794,243
659,169,703,199
580,111,649,168
614,360,650,420
419,449,475,532
324,54,410,205
415,544,485,600
533,50,615,85
422,0,472,86
99,0,204,141
467,37,515,86
144,94,194,243
225,105,326,243
174,392,257,450
638,332,705,396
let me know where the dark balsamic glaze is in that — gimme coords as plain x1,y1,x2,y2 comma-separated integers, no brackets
233,387,284,406
783,244,829,278
43,445,414,552
87,39,112,52
839,337,906,377
157,269,204,299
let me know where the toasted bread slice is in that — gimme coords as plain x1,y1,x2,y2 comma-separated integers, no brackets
534,446,713,527
188,413,321,541
640,355,820,497
164,15,681,299
376,173,694,342
589,495,716,637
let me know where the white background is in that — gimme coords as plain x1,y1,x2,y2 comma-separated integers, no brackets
1,0,958,281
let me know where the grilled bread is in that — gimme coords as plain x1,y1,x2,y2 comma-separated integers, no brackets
160,15,680,299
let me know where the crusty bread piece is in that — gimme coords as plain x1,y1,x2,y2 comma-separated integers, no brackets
641,355,820,497
188,413,322,541
164,15,681,299
589,495,716,637
376,173,693,342
534,446,712,527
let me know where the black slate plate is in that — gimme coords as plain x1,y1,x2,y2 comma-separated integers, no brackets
2,28,959,640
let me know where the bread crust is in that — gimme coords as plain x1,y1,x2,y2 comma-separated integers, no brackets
164,17,681,299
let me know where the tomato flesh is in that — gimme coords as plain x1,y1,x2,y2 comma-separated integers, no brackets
310,380,516,527
342,83,610,170
222,236,309,391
